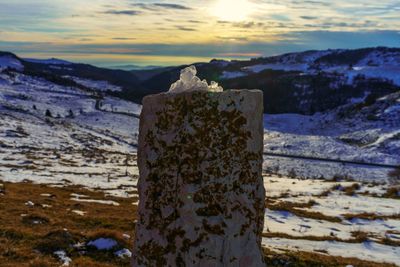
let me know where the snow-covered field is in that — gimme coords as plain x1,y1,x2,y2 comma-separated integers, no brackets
264,93,400,181
263,176,400,265
0,70,140,197
0,58,399,265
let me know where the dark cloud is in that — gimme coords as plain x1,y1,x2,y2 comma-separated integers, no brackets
131,3,192,11
156,27,170,31
232,21,265,28
176,26,196,31
217,21,265,29
112,37,137,40
2,31,399,68
304,20,379,29
153,3,191,10
188,20,203,24
131,3,158,11
103,10,141,16
300,16,318,20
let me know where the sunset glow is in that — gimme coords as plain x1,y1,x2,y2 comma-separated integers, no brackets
0,0,398,67
211,0,254,21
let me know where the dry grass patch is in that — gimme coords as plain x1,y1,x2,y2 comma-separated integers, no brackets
1,181,397,266
383,187,400,199
317,182,361,197
263,247,396,267
0,181,137,266
388,168,400,185
343,212,400,221
266,199,342,223
343,183,361,196
263,231,370,244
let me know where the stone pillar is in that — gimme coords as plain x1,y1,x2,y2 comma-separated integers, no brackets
132,90,265,267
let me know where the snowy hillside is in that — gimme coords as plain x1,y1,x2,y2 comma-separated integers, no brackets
0,50,399,183
226,47,400,86
264,91,400,180
139,47,400,114
0,53,24,72
0,68,141,197
1,47,399,115
24,57,73,65
0,50,399,266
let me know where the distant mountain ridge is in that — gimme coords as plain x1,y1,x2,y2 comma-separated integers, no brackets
141,47,400,114
0,47,399,114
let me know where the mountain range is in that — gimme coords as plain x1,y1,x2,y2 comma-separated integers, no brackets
1,47,399,114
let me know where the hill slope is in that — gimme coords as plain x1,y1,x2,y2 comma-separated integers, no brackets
1,47,399,114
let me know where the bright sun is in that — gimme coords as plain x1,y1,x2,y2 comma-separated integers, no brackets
211,0,254,22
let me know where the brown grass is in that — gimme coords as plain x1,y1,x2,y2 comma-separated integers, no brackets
264,231,399,249
263,231,370,244
343,212,400,221
266,200,342,223
263,247,396,267
329,174,355,182
318,182,361,197
0,181,137,266
383,187,400,199
343,183,361,196
388,168,400,184
1,181,397,266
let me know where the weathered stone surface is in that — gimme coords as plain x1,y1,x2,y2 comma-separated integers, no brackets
132,90,265,267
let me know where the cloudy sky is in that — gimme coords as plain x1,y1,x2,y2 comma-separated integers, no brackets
0,0,399,67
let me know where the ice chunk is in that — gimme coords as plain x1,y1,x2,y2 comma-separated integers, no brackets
168,65,223,93
115,248,132,258
54,250,72,266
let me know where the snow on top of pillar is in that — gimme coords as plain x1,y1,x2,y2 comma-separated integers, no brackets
168,65,223,93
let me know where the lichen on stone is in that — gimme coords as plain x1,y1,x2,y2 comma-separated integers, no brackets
133,90,265,267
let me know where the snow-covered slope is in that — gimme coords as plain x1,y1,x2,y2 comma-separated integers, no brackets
140,47,400,115
0,57,398,187
24,57,72,65
1,53,399,266
0,69,141,197
263,91,400,180
224,47,400,86
0,54,24,72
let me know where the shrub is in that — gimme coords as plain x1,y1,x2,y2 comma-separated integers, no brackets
45,109,52,117
388,168,400,186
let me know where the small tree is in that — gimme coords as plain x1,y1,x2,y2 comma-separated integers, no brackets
288,168,297,179
45,109,52,117
67,109,74,119
388,168,400,186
